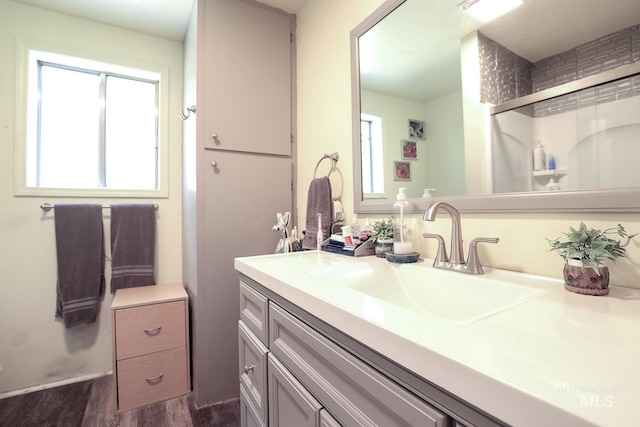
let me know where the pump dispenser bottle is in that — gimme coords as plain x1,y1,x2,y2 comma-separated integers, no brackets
393,188,413,255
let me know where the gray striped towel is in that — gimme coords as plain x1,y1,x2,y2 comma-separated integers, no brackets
110,204,156,293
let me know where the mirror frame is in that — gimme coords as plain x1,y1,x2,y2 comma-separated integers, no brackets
351,0,640,214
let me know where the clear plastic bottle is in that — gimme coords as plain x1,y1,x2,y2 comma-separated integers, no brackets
351,213,361,237
393,188,413,254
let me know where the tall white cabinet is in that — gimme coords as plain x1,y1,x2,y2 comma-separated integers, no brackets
182,0,295,406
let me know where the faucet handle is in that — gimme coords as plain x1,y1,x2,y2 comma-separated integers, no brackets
423,233,448,266
466,237,499,275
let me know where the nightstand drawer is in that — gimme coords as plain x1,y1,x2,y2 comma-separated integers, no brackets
117,346,188,411
115,300,186,360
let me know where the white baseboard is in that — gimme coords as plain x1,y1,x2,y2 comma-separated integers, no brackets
0,371,112,400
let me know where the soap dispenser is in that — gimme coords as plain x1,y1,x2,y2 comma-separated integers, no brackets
422,188,435,198
393,188,413,255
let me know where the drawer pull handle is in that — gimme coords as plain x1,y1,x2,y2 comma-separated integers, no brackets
143,326,162,335
244,364,255,374
145,373,164,384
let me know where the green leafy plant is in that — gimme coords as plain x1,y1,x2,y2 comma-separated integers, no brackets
371,218,394,242
547,222,636,271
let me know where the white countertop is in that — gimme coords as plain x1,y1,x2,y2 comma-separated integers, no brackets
235,251,640,427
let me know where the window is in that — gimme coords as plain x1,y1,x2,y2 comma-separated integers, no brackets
15,40,169,197
361,113,384,194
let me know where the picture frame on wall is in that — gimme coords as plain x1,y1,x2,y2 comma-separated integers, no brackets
394,161,411,181
408,119,425,140
401,140,417,159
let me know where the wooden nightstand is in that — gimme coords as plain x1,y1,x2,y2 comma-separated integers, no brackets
111,283,190,411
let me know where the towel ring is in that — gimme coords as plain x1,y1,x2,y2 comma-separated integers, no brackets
180,105,196,120
314,152,339,178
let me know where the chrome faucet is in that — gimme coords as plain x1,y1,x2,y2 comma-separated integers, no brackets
423,201,499,274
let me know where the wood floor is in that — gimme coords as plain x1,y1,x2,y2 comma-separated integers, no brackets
0,375,240,427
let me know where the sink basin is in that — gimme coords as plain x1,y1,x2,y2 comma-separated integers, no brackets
345,263,547,326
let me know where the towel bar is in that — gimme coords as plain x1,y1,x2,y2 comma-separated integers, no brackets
40,203,159,212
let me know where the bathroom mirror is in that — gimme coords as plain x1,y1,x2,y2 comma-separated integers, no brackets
352,0,640,213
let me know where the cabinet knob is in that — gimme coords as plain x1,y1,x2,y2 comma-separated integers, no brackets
244,364,255,374
212,133,218,139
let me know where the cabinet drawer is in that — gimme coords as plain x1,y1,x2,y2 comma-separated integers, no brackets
116,346,189,411
239,320,269,424
269,302,448,427
240,281,269,345
115,300,186,360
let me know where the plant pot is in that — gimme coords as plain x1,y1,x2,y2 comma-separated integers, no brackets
374,239,394,258
563,264,610,296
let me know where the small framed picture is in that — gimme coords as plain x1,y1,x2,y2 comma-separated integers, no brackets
408,119,425,140
394,161,411,181
401,140,417,159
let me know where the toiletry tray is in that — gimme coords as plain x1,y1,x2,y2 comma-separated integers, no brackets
321,238,375,257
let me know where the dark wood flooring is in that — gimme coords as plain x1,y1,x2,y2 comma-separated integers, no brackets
0,375,240,427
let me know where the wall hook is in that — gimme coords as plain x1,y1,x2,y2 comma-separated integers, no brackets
180,105,197,120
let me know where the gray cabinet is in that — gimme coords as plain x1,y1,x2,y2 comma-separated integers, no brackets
238,280,454,427
183,0,294,406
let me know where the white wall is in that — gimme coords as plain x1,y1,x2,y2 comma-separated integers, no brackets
361,88,465,199
0,1,184,394
295,0,640,288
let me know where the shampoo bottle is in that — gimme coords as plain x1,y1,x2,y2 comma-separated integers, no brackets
533,141,546,171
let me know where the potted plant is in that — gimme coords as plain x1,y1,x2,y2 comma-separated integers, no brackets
372,218,394,258
547,222,636,295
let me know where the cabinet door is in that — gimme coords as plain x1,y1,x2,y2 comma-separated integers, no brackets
270,303,448,427
239,320,269,424
201,0,292,156
202,148,291,404
268,354,322,427
320,409,342,427
241,384,266,427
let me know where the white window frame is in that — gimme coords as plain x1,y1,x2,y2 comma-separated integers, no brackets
361,113,384,196
14,38,170,198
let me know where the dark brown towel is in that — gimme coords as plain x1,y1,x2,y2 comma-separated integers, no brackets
302,177,333,250
54,204,105,328
110,204,156,293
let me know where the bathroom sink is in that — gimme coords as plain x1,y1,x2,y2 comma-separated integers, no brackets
345,263,547,326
